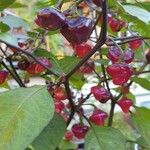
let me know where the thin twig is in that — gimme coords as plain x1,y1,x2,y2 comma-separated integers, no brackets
7,57,25,87
66,0,108,126
64,80,76,126
106,37,150,46
1,61,24,87
0,40,59,77
0,47,25,87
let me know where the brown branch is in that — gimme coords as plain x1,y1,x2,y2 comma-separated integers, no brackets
7,57,25,87
63,80,76,126
55,0,63,9
135,70,150,75
113,36,150,41
107,37,124,53
106,36,150,46
76,93,92,110
0,61,25,87
0,47,25,87
107,100,116,126
66,0,108,126
65,0,108,79
0,40,59,77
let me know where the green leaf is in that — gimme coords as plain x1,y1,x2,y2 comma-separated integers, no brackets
121,5,150,24
47,30,60,35
9,2,27,8
0,86,54,150
132,107,150,149
126,142,135,150
130,18,150,37
27,31,38,39
0,0,15,10
85,126,127,150
0,33,18,47
70,72,85,90
136,2,150,11
59,140,77,150
95,59,109,65
136,136,148,149
32,114,66,150
131,77,150,91
124,2,150,11
36,52,82,87
0,22,10,33
59,56,79,74
116,3,150,36
113,113,138,141
0,15,29,30
0,80,10,89
34,48,63,75
108,0,116,8
100,48,108,56
49,0,58,5
34,0,57,9
126,92,136,101
134,49,145,60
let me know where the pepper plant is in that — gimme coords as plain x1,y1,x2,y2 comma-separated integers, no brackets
0,0,150,150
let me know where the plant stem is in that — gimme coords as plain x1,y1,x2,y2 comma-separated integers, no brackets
67,110,75,126
114,35,150,41
1,61,25,87
107,37,124,53
64,80,76,126
76,93,92,109
106,36,150,46
135,70,150,75
65,0,108,126
64,80,75,111
107,100,116,126
0,47,25,87
65,0,108,125
7,57,25,87
100,56,110,91
55,0,63,9
66,0,107,79
82,114,102,148
0,40,59,77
